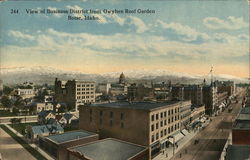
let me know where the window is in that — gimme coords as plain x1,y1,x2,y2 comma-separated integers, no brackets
160,121,163,127
156,114,159,120
100,118,102,125
151,135,154,142
164,112,166,117
164,129,167,135
164,120,167,126
151,114,154,121
110,120,113,127
168,110,170,116
161,131,163,137
110,112,113,118
156,133,159,140
168,127,170,133
156,123,159,129
100,110,103,116
90,109,92,115
151,124,154,131
161,112,163,118
121,122,124,128
120,113,124,120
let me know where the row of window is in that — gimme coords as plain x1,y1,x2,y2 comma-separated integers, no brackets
77,88,95,91
76,92,94,95
151,108,180,121
89,110,125,120
76,100,94,103
89,116,125,128
77,84,94,87
151,124,180,142
76,96,94,99
151,116,179,131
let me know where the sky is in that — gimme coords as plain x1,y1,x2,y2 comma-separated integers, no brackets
0,0,249,78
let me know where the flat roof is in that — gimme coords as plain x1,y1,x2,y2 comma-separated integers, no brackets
88,101,182,111
68,138,147,160
226,145,250,160
47,130,96,144
240,107,250,114
233,120,250,130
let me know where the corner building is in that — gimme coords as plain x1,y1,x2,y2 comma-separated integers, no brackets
79,100,191,159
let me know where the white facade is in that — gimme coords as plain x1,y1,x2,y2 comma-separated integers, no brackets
75,81,96,108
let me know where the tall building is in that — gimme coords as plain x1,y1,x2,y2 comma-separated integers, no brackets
202,84,218,115
79,100,191,159
171,86,184,101
0,80,3,96
215,80,235,97
54,78,95,111
127,83,154,101
184,85,203,106
109,73,128,96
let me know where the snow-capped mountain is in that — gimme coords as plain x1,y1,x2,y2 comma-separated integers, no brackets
0,66,248,84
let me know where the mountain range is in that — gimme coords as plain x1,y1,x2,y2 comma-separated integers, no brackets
0,66,248,85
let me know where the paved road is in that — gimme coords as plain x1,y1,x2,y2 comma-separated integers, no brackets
171,90,246,160
0,127,36,160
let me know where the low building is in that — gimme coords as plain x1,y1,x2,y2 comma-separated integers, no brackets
39,130,98,160
67,138,149,160
184,85,203,106
16,88,35,99
225,145,250,160
44,95,54,103
79,100,190,159
36,103,54,113
26,124,64,142
232,107,250,145
38,110,55,124
171,86,184,101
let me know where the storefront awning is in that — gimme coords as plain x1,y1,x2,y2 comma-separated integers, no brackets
181,129,189,136
168,132,185,144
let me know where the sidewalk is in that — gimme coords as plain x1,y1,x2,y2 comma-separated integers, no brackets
5,124,54,160
153,120,211,160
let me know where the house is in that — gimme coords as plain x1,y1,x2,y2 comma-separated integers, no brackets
63,113,78,124
26,124,64,142
55,115,67,125
38,110,55,124
36,103,54,113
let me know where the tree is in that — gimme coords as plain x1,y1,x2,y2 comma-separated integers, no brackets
1,96,12,108
3,86,13,95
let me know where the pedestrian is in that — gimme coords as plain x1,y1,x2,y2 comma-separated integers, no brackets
166,153,168,158
180,153,182,158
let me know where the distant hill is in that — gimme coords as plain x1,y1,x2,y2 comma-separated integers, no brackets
0,66,248,85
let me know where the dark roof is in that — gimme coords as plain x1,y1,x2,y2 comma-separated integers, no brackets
31,124,63,134
225,145,250,160
63,113,74,120
38,110,54,117
89,101,181,111
240,107,250,114
68,138,147,160
47,130,96,144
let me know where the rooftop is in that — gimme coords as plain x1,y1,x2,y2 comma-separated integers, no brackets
88,101,182,111
225,145,250,160
68,138,147,160
233,120,250,130
240,107,250,114
47,130,96,144
31,124,63,134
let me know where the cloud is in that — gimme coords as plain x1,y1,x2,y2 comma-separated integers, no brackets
4,29,248,64
156,20,210,42
127,16,148,33
8,31,35,40
203,16,248,30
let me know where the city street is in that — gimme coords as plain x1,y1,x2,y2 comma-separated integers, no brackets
170,90,246,160
0,127,36,160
